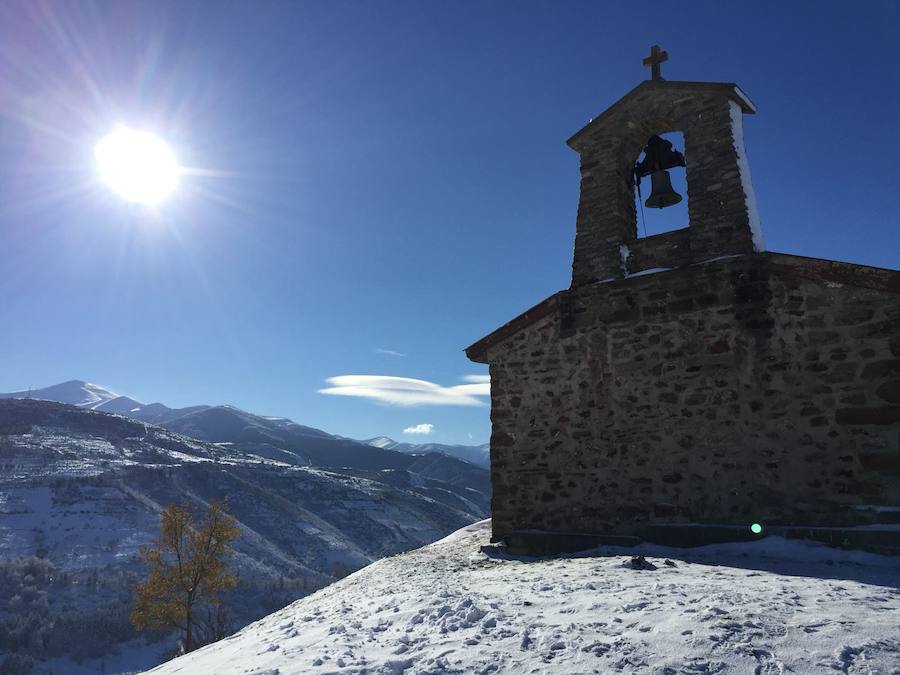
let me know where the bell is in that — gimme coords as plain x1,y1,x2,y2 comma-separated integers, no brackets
645,170,682,209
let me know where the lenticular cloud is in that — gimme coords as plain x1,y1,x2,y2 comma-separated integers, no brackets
319,375,490,407
463,375,490,383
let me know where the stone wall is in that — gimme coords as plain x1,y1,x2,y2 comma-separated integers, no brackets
480,253,900,540
623,227,692,275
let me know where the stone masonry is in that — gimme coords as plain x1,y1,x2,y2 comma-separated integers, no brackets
466,77,900,545
568,80,762,287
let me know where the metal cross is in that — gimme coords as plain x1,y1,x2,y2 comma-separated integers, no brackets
643,45,668,81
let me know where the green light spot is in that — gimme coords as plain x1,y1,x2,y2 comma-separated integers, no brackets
750,523,763,535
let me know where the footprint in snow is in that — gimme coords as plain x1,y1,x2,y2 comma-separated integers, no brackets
520,632,532,650
831,639,900,674
621,600,651,612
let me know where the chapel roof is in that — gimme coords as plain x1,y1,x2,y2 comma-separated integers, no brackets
566,80,757,152
465,253,900,364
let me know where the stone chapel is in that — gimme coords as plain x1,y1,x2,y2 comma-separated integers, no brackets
466,48,900,552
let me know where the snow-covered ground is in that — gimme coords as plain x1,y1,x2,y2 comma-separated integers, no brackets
146,519,900,675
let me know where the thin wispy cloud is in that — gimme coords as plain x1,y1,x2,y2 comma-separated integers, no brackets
463,375,490,384
403,423,434,435
319,375,490,407
375,348,407,357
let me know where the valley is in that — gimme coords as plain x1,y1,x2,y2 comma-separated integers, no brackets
0,387,490,673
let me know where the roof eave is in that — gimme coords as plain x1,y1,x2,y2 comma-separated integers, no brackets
465,292,564,364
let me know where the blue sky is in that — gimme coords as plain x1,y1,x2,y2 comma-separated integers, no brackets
0,1,897,445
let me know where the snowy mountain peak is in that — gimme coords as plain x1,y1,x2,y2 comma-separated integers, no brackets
0,379,119,409
367,436,399,449
94,395,147,415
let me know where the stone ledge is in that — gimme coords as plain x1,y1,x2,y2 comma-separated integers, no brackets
499,531,643,556
495,524,900,556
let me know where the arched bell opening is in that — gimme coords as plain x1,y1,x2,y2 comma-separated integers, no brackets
633,131,689,238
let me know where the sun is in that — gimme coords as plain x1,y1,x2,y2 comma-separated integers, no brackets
95,127,180,205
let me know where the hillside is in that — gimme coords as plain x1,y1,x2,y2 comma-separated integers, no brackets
0,399,489,672
146,520,900,675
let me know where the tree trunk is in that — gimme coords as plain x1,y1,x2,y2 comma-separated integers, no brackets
185,594,193,653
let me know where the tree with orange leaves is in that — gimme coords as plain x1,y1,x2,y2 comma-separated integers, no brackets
131,500,240,653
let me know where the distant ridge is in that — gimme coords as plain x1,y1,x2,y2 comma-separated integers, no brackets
0,379,333,432
0,380,491,469
361,436,490,468
0,379,490,479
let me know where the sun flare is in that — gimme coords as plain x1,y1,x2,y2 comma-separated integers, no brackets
95,127,179,205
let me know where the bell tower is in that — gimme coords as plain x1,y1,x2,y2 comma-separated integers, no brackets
568,47,764,287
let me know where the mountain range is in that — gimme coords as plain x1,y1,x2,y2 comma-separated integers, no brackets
0,380,490,468
0,380,491,672
0,380,330,434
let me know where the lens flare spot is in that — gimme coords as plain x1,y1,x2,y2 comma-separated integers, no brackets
95,127,179,204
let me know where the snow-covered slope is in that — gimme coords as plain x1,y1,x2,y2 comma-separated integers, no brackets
366,435,399,449
147,519,900,675
362,436,490,468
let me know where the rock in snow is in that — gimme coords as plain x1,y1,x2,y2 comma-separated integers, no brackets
146,520,900,674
